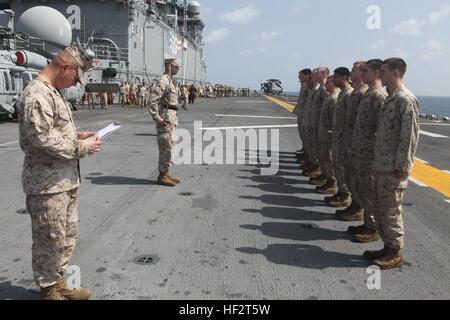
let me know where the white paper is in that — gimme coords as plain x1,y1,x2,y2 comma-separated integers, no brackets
94,122,122,141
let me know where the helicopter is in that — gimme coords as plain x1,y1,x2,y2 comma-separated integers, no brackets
260,79,283,95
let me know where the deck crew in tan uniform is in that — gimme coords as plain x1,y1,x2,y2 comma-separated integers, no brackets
305,67,330,180
315,75,339,194
300,69,320,174
335,61,369,217
364,58,420,269
18,45,101,300
293,69,311,158
138,82,148,109
346,59,388,242
326,67,354,207
149,58,182,187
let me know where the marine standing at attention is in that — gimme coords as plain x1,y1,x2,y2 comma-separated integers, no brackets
149,58,182,187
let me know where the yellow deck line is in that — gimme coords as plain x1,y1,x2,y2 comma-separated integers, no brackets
264,94,450,198
263,95,295,111
411,161,450,198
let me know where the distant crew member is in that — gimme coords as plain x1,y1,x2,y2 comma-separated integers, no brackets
101,80,108,110
124,81,131,105
130,83,137,105
17,45,101,300
149,58,182,187
189,84,197,104
87,78,95,110
119,82,127,108
138,82,148,109
364,58,420,269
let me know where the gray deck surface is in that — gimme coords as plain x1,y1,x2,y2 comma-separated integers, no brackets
0,96,448,300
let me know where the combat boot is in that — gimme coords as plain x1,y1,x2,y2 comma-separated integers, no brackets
166,172,181,184
157,172,176,187
327,191,351,207
40,284,68,300
336,201,363,221
304,166,321,178
348,224,369,234
353,228,380,243
296,149,305,155
309,175,327,186
373,247,403,270
324,192,339,204
316,180,337,194
55,277,91,300
300,162,315,172
298,158,308,165
363,246,388,260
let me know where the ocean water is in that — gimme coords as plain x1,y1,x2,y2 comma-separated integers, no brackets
282,92,450,117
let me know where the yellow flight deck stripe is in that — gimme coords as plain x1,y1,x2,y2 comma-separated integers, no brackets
411,161,450,198
264,94,450,199
263,95,295,112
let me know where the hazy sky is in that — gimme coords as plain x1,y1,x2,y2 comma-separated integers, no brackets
200,0,450,96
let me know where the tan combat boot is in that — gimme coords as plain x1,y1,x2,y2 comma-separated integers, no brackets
373,247,403,270
304,166,321,178
353,228,380,243
55,277,91,300
309,175,327,186
348,224,369,234
363,246,388,260
327,192,351,207
40,284,68,300
157,172,176,187
298,158,308,165
316,180,337,194
166,172,181,184
336,201,363,221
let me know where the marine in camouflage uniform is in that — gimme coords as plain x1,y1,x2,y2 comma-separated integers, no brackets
328,76,353,206
138,82,148,109
149,58,182,187
305,68,329,179
300,76,320,172
18,45,98,300
349,81,387,240
363,58,420,269
316,77,339,193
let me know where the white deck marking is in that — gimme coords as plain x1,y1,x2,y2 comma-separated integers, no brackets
408,177,428,187
414,157,429,164
0,140,19,147
201,124,298,130
443,170,450,175
215,114,297,120
98,120,115,125
419,130,448,138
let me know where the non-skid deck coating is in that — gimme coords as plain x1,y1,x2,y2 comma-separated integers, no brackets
0,96,448,300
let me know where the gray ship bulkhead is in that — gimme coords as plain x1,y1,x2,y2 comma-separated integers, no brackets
9,0,206,85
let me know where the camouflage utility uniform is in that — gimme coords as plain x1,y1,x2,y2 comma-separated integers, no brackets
149,74,179,173
350,83,387,230
18,77,91,288
372,85,419,249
